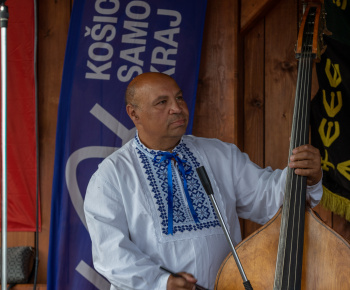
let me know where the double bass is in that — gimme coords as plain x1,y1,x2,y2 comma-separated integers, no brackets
215,2,350,289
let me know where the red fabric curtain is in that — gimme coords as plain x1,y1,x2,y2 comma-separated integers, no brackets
0,0,40,231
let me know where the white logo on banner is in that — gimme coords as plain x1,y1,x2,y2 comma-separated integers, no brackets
66,103,136,289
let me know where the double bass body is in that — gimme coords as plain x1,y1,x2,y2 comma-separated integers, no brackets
215,208,350,289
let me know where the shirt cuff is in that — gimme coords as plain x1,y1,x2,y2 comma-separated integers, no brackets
155,272,170,290
306,171,323,208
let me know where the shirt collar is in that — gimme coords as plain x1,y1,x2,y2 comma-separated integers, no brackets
133,131,185,158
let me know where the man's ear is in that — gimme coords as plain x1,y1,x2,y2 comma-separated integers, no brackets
126,104,140,123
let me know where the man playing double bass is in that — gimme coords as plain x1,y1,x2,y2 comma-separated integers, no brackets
84,72,323,290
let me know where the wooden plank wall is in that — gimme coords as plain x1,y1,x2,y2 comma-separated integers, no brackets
239,0,350,241
4,0,349,286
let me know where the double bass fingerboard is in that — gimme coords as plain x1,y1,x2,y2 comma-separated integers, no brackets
273,5,319,290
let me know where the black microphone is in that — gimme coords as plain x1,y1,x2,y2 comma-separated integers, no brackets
196,166,253,290
196,166,214,196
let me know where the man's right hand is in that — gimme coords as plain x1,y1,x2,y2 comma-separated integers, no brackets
167,272,198,290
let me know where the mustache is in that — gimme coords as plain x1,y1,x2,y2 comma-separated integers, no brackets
168,114,188,124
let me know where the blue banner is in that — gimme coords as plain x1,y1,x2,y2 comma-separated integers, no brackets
47,0,207,289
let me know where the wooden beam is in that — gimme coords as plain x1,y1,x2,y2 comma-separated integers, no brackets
194,0,241,145
242,19,265,238
37,0,71,283
241,0,282,34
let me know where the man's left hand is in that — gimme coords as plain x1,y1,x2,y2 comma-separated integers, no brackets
289,144,322,186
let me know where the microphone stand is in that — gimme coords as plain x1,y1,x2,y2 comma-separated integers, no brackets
196,166,253,290
0,1,8,289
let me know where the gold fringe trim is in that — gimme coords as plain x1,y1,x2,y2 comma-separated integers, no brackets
320,185,350,222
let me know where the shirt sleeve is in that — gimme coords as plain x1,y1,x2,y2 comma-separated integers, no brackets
233,157,287,224
84,167,170,290
230,145,323,225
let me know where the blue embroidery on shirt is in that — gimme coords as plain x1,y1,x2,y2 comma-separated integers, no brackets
134,135,220,235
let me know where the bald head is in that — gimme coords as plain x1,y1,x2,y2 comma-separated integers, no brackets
125,72,177,107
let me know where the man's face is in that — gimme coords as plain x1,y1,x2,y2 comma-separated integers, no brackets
129,75,189,149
